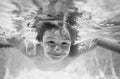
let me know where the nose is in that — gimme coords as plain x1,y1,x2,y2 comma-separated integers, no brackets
53,45,61,53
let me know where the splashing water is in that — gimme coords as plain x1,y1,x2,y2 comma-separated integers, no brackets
0,0,120,79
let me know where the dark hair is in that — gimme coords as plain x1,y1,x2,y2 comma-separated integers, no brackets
35,22,79,44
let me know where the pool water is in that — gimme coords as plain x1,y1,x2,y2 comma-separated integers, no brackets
0,0,120,79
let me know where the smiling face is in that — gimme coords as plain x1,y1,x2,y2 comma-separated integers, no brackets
41,29,71,62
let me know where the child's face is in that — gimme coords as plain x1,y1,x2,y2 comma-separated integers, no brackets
42,29,71,62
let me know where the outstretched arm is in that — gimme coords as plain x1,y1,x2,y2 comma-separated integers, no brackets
6,37,37,56
76,38,120,55
97,38,120,54
6,37,26,53
75,38,98,55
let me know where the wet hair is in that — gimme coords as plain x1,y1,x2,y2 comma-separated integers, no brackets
36,22,79,44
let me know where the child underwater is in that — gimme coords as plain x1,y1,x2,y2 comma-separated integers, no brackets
0,9,120,78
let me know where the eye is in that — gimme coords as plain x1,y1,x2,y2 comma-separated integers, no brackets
47,41,55,44
46,41,56,48
61,42,69,46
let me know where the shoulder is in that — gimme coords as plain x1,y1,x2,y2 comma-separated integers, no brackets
24,39,40,57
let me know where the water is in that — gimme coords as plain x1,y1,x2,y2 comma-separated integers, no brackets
0,0,120,79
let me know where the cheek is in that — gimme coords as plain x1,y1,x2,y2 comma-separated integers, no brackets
61,46,71,53
43,44,50,52
43,44,54,51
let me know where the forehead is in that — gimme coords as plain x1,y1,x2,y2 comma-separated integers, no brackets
43,29,71,40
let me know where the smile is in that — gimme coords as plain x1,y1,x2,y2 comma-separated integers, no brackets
48,52,66,59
